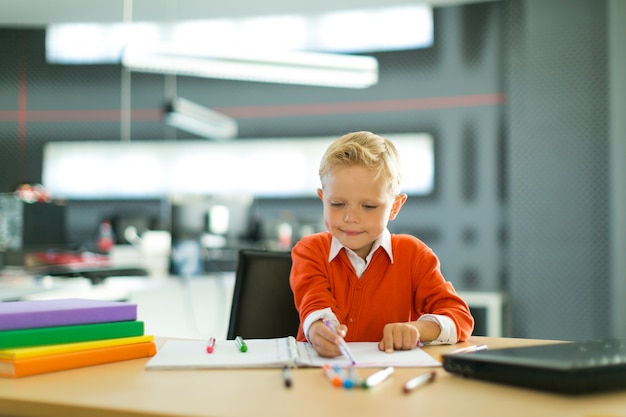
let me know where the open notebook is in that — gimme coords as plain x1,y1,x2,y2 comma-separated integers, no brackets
145,337,441,370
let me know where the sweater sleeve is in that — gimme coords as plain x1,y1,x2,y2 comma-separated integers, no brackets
406,237,474,342
289,233,337,342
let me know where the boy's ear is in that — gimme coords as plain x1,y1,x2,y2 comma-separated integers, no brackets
317,188,324,201
389,193,408,220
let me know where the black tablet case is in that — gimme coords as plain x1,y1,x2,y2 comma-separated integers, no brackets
442,339,626,394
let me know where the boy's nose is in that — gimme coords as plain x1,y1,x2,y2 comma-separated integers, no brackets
343,208,358,223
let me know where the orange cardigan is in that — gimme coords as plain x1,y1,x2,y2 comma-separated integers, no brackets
290,232,474,343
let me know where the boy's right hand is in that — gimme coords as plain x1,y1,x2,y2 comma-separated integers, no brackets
308,320,349,358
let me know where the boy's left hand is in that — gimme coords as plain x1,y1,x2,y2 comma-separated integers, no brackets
378,322,420,353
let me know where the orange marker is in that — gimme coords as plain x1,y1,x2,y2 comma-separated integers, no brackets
322,364,344,387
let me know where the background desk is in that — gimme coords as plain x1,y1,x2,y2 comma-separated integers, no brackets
1,336,625,417
8,272,506,340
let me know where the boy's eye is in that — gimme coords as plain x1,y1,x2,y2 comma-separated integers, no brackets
363,205,378,210
330,202,345,207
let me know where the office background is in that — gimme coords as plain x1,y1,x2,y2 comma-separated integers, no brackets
1,0,625,341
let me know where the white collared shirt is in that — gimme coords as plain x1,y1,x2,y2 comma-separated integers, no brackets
303,229,457,344
327,228,393,278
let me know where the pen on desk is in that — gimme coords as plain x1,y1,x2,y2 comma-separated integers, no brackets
323,319,356,365
332,365,356,389
345,366,362,388
363,366,394,388
449,344,488,355
235,336,248,352
403,371,436,394
206,337,216,354
440,344,488,361
282,365,292,388
322,364,344,388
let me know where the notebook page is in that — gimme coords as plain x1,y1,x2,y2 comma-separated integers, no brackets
295,341,441,368
145,338,293,370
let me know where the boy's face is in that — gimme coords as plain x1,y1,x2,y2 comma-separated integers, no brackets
317,165,406,260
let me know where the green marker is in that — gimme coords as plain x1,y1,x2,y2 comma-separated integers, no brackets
235,336,248,352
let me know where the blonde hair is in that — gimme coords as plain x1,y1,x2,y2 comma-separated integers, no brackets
319,131,402,196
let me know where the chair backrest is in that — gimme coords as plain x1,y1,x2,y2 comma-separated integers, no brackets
227,249,300,339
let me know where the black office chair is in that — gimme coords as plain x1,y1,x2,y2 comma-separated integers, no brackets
227,249,301,339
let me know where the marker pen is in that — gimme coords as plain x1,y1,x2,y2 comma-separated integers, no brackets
322,364,344,388
206,337,216,354
440,344,488,361
235,336,248,352
323,320,356,365
449,344,488,355
282,365,293,388
363,366,394,388
403,371,436,394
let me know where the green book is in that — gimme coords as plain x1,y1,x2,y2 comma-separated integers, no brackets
0,321,145,349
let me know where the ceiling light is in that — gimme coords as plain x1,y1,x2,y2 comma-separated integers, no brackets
122,43,378,89
46,6,432,65
164,97,238,140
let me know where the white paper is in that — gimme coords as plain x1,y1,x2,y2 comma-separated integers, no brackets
145,337,441,370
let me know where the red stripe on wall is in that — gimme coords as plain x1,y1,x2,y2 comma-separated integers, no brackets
25,108,162,122
0,109,161,122
0,93,506,123
220,93,507,119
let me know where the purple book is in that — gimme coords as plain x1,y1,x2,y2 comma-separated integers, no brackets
0,298,137,331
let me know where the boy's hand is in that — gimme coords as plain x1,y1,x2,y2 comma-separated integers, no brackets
378,322,420,353
309,320,349,358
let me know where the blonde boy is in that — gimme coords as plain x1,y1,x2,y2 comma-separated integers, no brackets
290,131,474,357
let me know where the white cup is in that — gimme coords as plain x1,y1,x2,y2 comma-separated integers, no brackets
140,231,172,278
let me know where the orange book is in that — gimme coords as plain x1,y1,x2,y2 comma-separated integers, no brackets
0,341,157,378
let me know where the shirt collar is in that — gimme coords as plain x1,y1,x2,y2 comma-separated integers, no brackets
328,228,393,263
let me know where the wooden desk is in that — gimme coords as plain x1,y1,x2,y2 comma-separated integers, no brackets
1,336,625,417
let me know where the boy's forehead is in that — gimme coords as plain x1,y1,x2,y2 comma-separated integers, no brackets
322,167,392,198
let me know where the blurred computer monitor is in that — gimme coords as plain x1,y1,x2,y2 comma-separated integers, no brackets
170,194,255,246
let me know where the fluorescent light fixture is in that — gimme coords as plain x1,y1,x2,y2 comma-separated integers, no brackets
46,5,432,65
164,97,238,140
312,6,433,53
46,22,159,64
122,43,378,88
42,134,434,199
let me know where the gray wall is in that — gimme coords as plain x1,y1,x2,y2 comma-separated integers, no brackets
609,0,626,341
506,0,611,340
1,0,624,341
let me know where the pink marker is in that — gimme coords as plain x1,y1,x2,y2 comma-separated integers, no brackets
206,337,216,353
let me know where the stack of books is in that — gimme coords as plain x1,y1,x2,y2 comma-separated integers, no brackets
0,298,156,378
